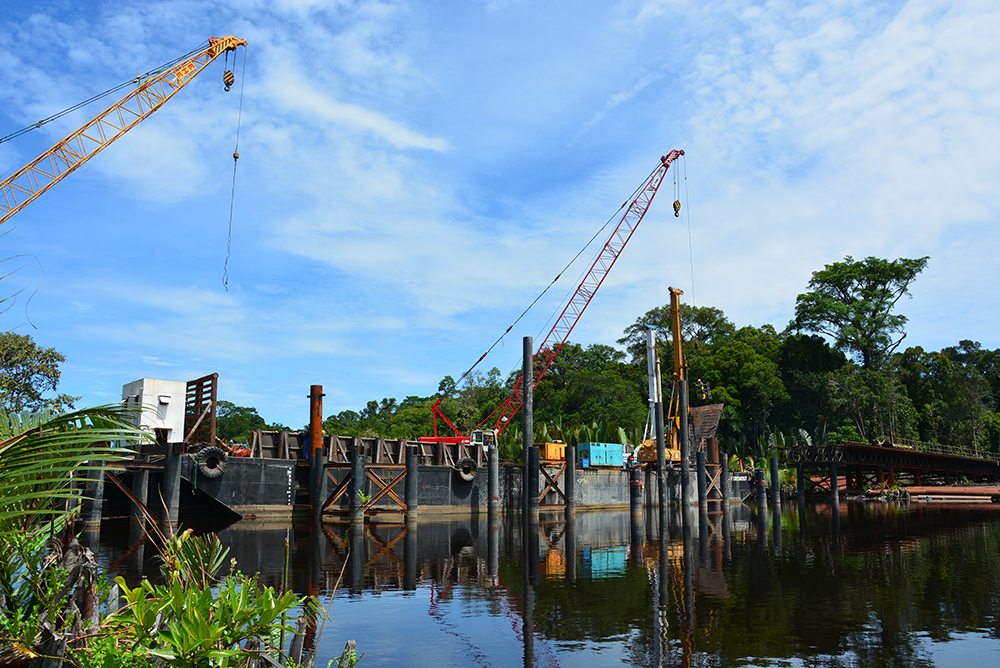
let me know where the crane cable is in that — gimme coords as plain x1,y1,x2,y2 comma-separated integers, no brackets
455,162,660,385
516,154,695,386
683,155,696,308
223,44,248,292
0,41,211,146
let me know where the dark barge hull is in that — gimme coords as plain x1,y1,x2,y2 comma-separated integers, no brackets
162,457,741,522
109,429,745,523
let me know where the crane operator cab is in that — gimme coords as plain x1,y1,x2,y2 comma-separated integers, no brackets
469,429,498,449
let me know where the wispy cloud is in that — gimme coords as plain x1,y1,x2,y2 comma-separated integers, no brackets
1,0,997,427
572,71,664,142
264,62,449,151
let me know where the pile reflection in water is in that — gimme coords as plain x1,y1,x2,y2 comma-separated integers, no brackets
97,502,1000,667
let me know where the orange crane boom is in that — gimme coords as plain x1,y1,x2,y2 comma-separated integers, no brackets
0,35,246,225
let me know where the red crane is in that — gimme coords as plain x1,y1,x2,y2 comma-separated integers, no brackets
422,150,684,447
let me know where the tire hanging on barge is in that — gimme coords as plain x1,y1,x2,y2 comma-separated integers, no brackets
196,446,228,479
454,457,477,482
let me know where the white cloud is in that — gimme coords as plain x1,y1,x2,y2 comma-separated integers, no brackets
573,70,665,141
264,63,450,151
3,0,998,428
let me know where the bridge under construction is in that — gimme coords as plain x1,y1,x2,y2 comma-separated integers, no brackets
780,440,1000,497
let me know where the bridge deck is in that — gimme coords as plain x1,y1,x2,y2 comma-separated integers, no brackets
780,442,1000,489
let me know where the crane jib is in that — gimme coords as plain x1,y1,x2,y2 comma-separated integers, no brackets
0,36,246,225
475,150,684,436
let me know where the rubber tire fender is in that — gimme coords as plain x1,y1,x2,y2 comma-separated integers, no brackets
196,446,228,479
454,457,477,482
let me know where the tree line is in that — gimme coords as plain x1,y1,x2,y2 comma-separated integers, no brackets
3,255,997,465
310,255,1000,463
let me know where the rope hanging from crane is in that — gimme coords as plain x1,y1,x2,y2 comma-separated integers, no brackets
223,44,248,292
682,155,696,308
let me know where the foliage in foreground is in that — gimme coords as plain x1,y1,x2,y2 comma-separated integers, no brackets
0,404,143,664
98,529,304,667
0,404,350,668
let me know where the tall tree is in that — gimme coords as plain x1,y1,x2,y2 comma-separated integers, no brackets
826,364,918,444
896,345,994,449
0,332,79,412
792,255,929,369
215,401,268,444
618,303,736,364
942,340,1000,407
532,343,645,433
693,332,789,448
774,333,847,437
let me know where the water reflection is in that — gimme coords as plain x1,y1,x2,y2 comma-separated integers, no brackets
96,502,1000,667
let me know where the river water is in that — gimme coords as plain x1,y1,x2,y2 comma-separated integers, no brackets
99,501,1000,667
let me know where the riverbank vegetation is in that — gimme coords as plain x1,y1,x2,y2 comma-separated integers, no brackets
0,405,345,667
285,255,999,465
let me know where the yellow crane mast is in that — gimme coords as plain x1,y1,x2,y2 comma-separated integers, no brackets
0,35,246,225
636,286,685,463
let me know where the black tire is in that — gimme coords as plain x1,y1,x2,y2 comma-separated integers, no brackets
196,446,228,479
455,457,477,482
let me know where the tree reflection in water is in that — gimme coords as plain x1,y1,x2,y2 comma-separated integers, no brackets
98,503,1000,667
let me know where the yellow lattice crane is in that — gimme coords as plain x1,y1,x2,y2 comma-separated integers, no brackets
0,35,246,224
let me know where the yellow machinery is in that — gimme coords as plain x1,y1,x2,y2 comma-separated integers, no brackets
635,286,685,463
534,441,566,461
1,36,246,224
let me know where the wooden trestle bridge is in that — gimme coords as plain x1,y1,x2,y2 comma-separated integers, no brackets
779,440,1000,494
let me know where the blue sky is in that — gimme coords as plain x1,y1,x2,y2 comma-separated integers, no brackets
1,0,997,428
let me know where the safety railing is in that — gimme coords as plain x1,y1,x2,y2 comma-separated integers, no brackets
839,438,1000,463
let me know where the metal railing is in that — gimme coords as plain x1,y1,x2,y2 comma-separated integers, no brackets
839,438,1000,463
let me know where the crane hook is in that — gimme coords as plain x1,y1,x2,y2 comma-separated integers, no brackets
673,200,681,217
223,70,235,91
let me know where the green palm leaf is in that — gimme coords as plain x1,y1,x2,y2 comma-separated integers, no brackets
0,404,148,532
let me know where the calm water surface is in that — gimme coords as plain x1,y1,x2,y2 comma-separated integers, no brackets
99,501,1000,667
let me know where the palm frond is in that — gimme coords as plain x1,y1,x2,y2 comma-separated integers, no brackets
0,404,150,531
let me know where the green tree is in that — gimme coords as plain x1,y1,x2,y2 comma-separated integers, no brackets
896,345,993,449
694,332,789,449
773,333,847,438
323,392,437,439
942,340,1000,409
0,332,79,412
618,303,736,363
324,409,362,435
532,343,646,435
895,346,945,442
825,364,918,444
215,401,268,444
792,255,929,369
